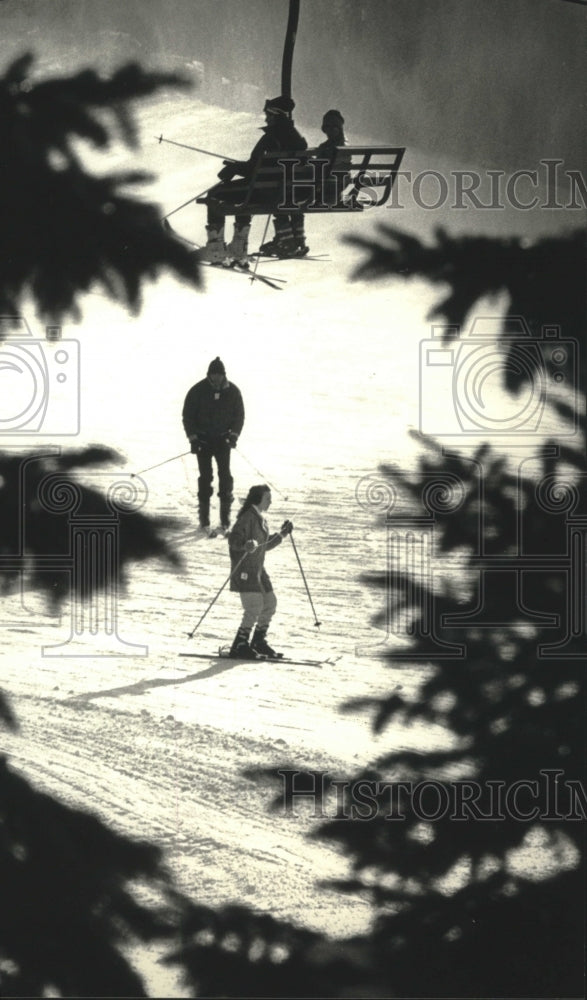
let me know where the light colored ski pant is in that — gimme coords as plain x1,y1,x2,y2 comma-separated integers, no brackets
238,590,277,629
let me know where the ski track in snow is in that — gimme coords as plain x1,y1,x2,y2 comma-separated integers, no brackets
1,92,578,991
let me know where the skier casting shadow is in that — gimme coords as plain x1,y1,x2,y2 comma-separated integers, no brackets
197,95,308,266
227,484,293,659
182,357,245,534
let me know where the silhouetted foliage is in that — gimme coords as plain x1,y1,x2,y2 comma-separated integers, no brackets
0,447,182,610
0,754,180,998
218,226,585,999
349,225,586,396
165,902,376,999
309,225,586,996
0,54,199,998
0,53,200,324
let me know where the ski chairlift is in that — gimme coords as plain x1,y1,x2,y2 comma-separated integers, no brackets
196,145,406,215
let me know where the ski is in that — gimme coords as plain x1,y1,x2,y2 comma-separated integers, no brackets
252,251,330,263
178,651,330,668
198,259,286,291
179,651,269,663
162,218,286,290
263,655,327,668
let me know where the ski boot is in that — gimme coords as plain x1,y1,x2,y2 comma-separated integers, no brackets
226,224,251,269
258,219,280,256
196,516,212,538
197,225,226,264
219,496,233,534
259,218,299,258
274,234,299,257
197,489,213,535
196,519,217,540
229,626,260,659
291,213,310,257
260,236,310,257
259,239,278,255
250,626,283,659
294,240,310,257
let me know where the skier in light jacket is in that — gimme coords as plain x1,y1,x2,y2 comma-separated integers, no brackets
227,484,293,659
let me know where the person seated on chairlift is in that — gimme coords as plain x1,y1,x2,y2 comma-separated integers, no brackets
313,109,352,203
259,108,351,258
198,95,308,267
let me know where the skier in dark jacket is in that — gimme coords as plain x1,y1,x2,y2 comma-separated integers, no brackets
259,109,351,257
227,484,293,659
198,95,307,266
182,357,245,532
313,109,352,204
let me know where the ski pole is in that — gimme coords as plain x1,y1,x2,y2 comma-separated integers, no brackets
163,186,213,221
131,450,191,478
186,539,271,638
249,214,272,286
156,135,235,162
289,532,321,627
186,552,247,639
235,446,289,500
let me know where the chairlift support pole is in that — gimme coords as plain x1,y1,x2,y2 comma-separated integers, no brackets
281,0,300,99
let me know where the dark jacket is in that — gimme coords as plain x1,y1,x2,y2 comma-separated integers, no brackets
232,119,308,181
228,506,283,593
315,137,352,177
312,138,352,205
182,377,245,442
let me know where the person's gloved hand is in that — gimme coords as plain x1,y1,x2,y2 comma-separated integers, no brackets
245,539,258,553
280,520,294,536
189,434,202,454
225,431,238,448
217,160,236,182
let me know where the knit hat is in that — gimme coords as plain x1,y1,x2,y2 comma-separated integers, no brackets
322,109,345,126
264,95,295,117
207,357,226,376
